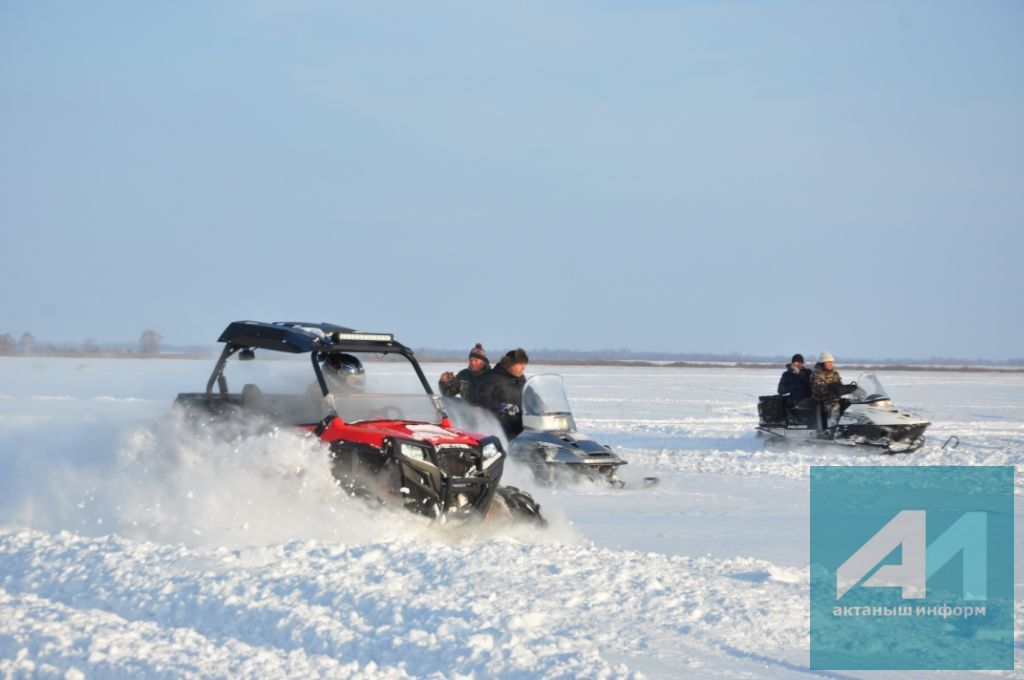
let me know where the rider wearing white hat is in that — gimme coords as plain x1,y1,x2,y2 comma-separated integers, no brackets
812,352,844,426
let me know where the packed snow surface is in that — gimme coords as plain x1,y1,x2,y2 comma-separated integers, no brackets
0,357,1021,678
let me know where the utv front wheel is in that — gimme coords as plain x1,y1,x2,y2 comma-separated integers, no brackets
490,485,546,526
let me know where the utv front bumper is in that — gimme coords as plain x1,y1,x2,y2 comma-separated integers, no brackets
393,437,506,518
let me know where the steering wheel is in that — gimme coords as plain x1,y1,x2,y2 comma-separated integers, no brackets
370,405,405,420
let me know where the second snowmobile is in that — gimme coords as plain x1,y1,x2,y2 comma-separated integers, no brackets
756,372,929,453
508,374,655,487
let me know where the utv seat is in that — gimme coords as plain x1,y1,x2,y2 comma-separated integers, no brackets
241,384,264,410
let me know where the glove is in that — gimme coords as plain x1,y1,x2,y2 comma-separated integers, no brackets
440,371,455,383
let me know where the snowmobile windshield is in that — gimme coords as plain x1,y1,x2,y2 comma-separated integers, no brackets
848,373,890,403
522,374,576,432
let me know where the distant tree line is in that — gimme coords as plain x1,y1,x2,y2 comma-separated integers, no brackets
0,329,165,357
415,347,1024,368
1,333,1021,367
0,332,35,354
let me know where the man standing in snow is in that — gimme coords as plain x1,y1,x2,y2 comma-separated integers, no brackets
811,352,845,427
777,353,813,406
438,343,491,405
476,348,530,438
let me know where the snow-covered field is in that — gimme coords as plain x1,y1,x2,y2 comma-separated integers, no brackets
0,357,1021,678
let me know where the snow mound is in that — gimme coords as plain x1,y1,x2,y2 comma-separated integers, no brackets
0,528,809,678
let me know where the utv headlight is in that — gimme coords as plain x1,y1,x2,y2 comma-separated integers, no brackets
481,441,500,460
400,442,429,462
479,437,503,470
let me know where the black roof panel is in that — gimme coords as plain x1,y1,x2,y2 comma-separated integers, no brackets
217,321,408,355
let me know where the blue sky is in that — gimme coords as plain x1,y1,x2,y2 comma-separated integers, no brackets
1,1,1021,360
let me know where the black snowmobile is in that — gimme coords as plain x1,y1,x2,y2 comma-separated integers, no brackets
757,373,929,453
509,374,656,487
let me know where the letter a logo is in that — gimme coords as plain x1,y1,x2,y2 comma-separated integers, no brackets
835,510,988,600
836,510,926,599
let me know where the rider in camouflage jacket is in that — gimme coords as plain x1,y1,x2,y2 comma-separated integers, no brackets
811,353,843,407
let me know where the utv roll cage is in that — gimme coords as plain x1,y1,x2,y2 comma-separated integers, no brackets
203,320,435,403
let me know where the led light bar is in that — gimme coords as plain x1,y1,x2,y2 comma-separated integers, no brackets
331,332,394,342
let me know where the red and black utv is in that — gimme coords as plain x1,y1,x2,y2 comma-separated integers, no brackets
175,321,544,524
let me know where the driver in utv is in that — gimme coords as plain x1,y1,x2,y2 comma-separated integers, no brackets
322,353,366,393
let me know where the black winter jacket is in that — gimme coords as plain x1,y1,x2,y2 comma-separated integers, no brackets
777,364,813,405
475,363,526,438
438,365,491,405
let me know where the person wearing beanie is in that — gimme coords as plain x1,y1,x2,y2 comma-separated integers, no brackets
777,353,813,406
475,348,530,438
438,343,491,405
811,351,846,427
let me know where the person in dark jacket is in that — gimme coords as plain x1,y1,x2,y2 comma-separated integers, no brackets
777,353,813,406
475,348,529,438
438,343,491,405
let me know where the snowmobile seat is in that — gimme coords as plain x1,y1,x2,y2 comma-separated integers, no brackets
805,400,828,431
791,398,823,430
